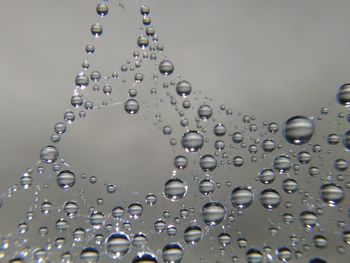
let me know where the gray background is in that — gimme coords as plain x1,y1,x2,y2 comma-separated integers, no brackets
0,0,349,262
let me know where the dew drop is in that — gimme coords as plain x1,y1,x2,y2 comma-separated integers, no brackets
181,131,204,152
159,60,174,75
197,104,213,120
283,116,314,145
96,3,108,17
164,178,187,201
337,83,350,106
91,23,103,37
162,243,183,263
230,186,254,209
176,81,192,97
40,145,59,164
259,189,281,209
105,232,130,259
174,156,188,169
132,253,158,263
80,247,99,263
202,201,226,226
319,183,344,206
199,179,215,195
57,170,76,189
124,99,140,114
199,155,217,172
184,225,202,245
273,155,291,173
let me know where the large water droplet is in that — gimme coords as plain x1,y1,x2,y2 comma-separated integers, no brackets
105,232,130,259
319,183,344,206
164,178,187,201
202,201,226,226
337,83,350,106
40,145,59,164
283,116,314,145
57,170,76,189
176,81,192,97
162,243,183,263
132,253,158,263
124,99,140,114
159,60,174,75
230,186,254,209
259,189,281,209
184,225,202,245
181,131,204,152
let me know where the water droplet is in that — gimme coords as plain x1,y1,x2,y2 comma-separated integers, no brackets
96,3,108,17
199,155,217,172
124,99,140,114
246,249,263,263
143,16,152,26
132,233,148,248
132,253,158,263
137,35,149,48
184,225,202,245
202,201,226,226
181,131,204,152
54,122,66,134
85,44,95,54
300,211,318,229
91,23,103,37
140,5,150,15
276,247,292,262
40,145,59,164
174,156,188,169
319,183,344,206
313,235,328,248
342,230,350,245
259,189,281,209
164,178,187,201
128,203,143,219
259,169,275,184
89,211,105,229
145,193,157,206
90,70,101,82
337,83,350,106
80,247,100,263
197,104,213,120
217,233,231,247
75,73,89,87
261,139,276,152
64,111,75,123
57,170,76,189
334,158,348,171
162,243,183,263
176,81,192,97
298,151,312,164
273,155,291,173
63,200,79,218
230,186,254,209
282,179,298,194
105,232,130,259
233,156,244,167
283,116,314,145
232,132,244,143
199,179,215,195
112,206,125,219
163,125,172,135
159,60,174,75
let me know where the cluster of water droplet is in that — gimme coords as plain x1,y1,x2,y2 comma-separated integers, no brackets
0,1,349,263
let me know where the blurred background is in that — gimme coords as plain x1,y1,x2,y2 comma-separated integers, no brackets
0,0,349,262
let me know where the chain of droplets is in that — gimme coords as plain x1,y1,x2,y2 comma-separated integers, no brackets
0,1,349,262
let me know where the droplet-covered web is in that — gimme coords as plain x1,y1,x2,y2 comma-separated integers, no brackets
0,1,349,263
